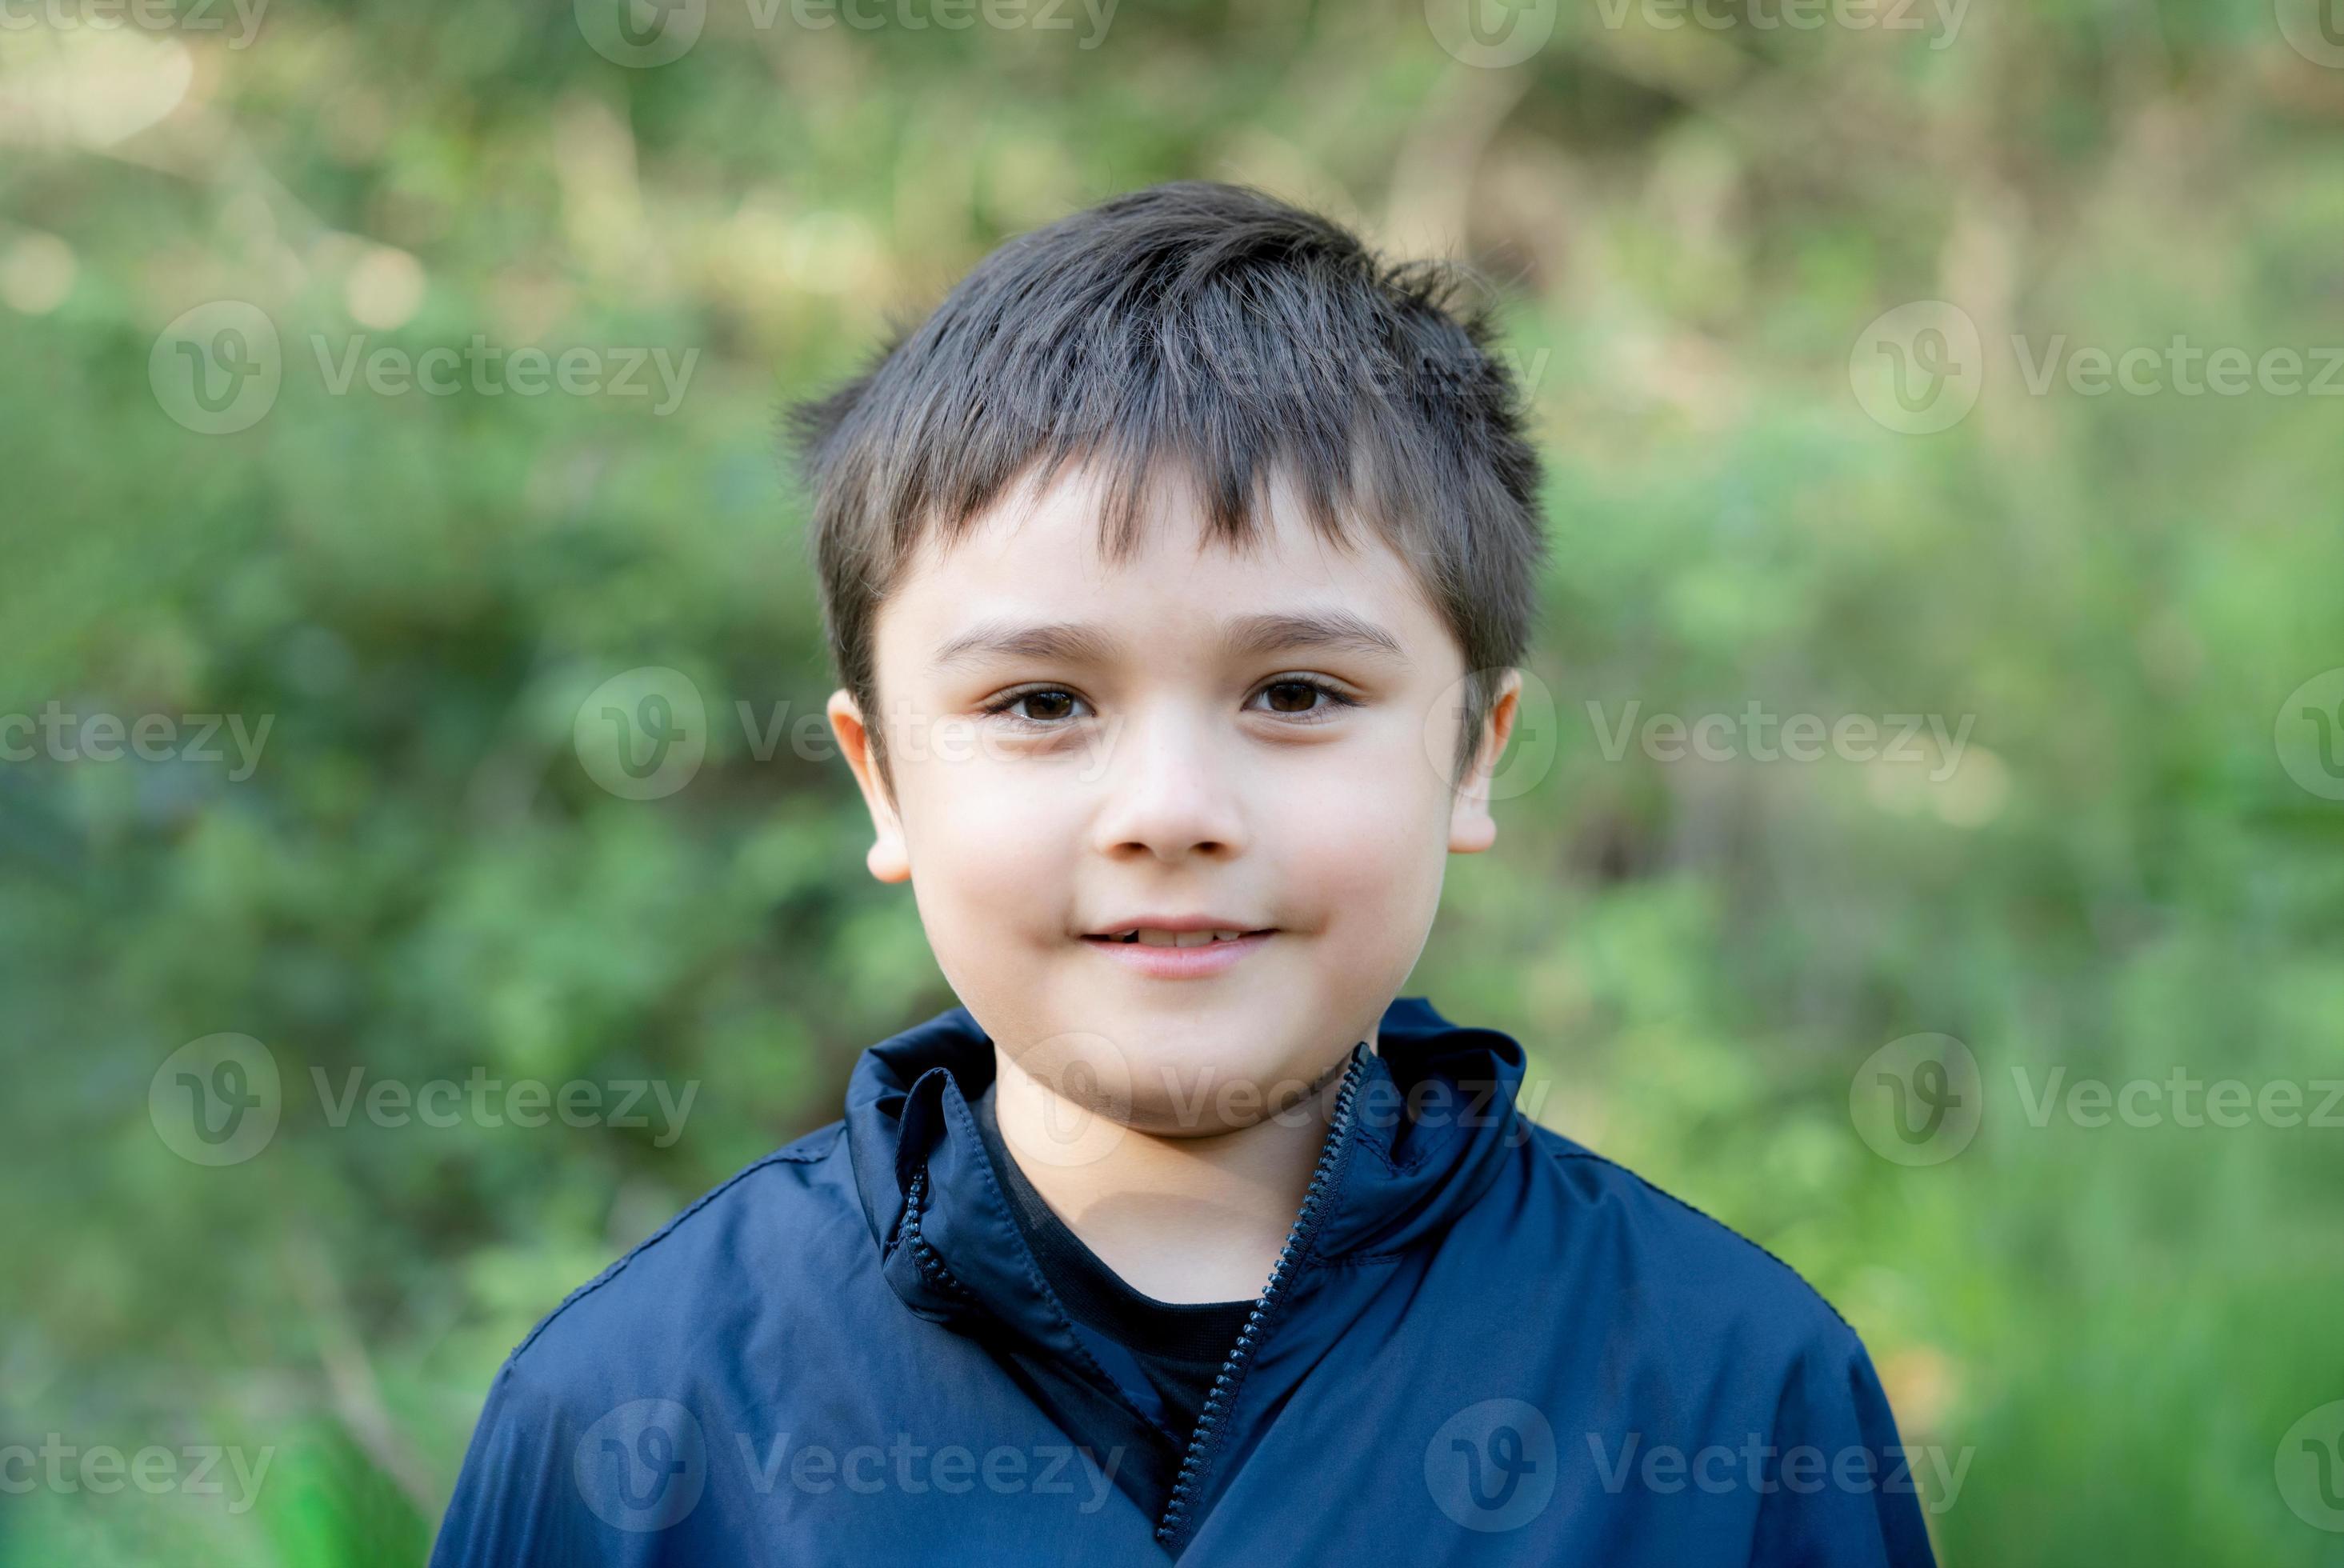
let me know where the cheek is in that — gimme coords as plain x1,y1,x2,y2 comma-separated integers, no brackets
898,751,1074,942
1262,736,1451,921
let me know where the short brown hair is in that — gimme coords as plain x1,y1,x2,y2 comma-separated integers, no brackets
786,181,1547,794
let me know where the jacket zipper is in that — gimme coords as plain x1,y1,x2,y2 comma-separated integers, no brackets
1153,1047,1368,1554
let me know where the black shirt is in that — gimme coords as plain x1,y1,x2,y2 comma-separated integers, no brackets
969,1082,1254,1439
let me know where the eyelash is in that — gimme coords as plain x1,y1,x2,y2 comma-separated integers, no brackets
980,678,1360,730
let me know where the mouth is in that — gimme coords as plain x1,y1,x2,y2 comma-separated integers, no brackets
1079,921,1278,978
1081,926,1276,947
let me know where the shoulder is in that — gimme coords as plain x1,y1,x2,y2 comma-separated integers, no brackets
495,1122,858,1396
436,1126,866,1554
1514,1122,1866,1362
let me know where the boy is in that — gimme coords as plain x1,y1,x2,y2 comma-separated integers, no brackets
430,182,1937,1565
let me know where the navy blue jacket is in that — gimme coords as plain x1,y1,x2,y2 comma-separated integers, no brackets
430,998,1938,1565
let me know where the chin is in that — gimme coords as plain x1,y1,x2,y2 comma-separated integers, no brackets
973,966,1382,1129
1102,1026,1345,1137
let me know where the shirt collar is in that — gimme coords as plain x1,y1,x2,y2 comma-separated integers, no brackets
844,997,1530,1346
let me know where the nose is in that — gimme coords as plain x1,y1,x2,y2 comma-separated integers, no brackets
1086,705,1249,864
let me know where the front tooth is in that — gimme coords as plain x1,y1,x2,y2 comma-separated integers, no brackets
1213,929,1242,942
1137,929,1178,947
1173,930,1214,948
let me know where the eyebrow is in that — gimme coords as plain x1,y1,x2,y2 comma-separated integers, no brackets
928,610,1407,673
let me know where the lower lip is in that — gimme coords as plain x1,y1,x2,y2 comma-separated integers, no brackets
1081,931,1275,978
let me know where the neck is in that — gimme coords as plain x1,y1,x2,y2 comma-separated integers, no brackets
990,1047,1352,1304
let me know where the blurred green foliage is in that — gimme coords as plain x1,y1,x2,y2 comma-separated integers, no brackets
4,0,2343,1562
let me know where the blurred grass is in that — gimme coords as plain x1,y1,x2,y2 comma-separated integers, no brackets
4,0,2344,1562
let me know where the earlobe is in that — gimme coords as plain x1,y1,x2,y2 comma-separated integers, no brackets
1448,806,1497,854
828,688,912,884
866,836,910,882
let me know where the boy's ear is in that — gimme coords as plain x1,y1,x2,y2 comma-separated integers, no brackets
827,689,911,883
1447,669,1522,856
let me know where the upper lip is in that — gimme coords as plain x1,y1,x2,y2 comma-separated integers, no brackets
1082,914,1274,937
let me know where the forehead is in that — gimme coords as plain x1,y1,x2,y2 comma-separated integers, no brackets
875,459,1450,668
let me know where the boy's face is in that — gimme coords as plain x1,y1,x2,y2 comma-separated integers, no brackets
830,460,1518,1142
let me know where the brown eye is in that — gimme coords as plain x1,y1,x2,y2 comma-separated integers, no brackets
1016,690,1076,722
1262,682,1320,713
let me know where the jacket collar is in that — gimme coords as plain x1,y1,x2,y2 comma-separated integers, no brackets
843,997,1528,1349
